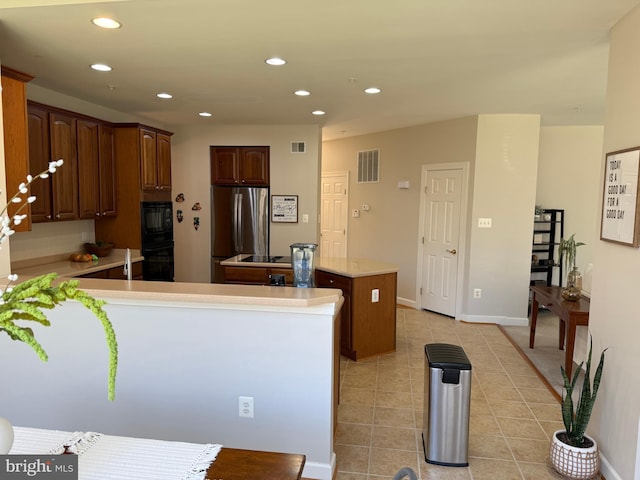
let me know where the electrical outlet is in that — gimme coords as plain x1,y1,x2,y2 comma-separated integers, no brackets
473,289,482,298
371,288,379,303
239,396,254,418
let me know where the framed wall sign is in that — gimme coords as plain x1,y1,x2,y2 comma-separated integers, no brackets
271,195,298,223
601,147,640,247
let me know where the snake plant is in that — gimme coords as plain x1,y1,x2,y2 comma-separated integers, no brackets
560,338,606,447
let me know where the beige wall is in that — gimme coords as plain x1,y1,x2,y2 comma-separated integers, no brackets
171,124,321,283
323,114,541,325
588,5,640,479
322,116,479,304
464,115,540,323
536,126,604,290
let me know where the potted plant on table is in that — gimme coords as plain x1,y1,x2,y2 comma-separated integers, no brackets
0,160,118,453
558,233,586,301
550,338,607,479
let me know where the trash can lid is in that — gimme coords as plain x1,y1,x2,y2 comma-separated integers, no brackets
425,343,471,370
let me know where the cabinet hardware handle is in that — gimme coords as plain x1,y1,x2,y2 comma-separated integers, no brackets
446,249,457,254
329,279,334,284
46,215,52,219
96,212,101,217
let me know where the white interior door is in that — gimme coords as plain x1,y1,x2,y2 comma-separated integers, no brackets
421,168,463,316
320,172,348,258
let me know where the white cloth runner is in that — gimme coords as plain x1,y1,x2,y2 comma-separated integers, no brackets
11,427,222,480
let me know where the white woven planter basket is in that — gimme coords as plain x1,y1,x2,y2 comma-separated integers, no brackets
550,430,600,479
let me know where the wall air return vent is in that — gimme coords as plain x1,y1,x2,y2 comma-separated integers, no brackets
291,141,306,153
357,148,380,183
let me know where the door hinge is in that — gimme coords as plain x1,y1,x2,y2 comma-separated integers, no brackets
420,287,423,295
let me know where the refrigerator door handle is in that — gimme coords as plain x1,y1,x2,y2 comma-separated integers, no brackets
234,193,243,252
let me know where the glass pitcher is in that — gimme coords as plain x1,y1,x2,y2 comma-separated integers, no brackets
290,243,318,288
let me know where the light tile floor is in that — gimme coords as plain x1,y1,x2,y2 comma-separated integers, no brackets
334,307,586,480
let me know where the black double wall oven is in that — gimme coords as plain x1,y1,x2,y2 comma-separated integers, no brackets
141,201,174,281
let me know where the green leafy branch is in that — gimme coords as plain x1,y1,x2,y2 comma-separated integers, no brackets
0,272,118,401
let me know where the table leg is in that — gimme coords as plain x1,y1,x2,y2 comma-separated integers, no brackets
559,318,566,350
565,316,577,378
529,292,539,348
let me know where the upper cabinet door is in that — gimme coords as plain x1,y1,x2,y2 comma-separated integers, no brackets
210,146,241,185
77,118,100,219
156,133,172,191
1,69,32,232
240,146,269,185
49,112,78,221
140,128,158,191
27,104,52,222
98,124,116,217
210,146,269,186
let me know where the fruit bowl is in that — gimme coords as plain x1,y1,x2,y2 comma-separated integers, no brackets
84,242,114,257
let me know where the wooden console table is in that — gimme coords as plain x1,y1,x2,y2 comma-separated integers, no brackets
207,448,305,479
529,285,590,378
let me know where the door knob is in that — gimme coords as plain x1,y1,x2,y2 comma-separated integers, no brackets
447,249,457,255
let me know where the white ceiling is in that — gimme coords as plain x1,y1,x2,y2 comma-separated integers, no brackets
1,0,639,140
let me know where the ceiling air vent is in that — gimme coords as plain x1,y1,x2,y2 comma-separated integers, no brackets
357,148,380,183
291,141,306,153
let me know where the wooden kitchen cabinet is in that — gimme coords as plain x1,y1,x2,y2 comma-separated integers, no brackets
77,118,100,219
316,269,397,360
77,119,117,219
1,66,33,232
27,102,79,222
223,265,293,285
78,262,143,280
96,124,173,249
49,111,79,220
140,127,172,192
210,146,269,186
98,124,117,217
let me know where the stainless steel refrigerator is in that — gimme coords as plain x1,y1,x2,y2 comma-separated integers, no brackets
211,186,269,282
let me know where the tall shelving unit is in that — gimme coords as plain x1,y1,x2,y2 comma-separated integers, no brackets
531,208,564,287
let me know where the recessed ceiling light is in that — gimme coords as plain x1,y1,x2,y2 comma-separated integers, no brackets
199,112,212,117
312,110,325,116
364,87,381,94
91,17,121,29
90,63,112,72
156,92,173,99
294,90,311,96
266,57,286,66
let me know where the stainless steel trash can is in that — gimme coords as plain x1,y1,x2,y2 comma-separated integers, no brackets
422,343,472,467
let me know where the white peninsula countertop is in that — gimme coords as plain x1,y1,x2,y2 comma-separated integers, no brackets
221,254,399,278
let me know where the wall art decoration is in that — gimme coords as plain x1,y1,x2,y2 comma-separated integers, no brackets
176,210,184,223
601,146,640,247
175,193,185,203
192,202,202,211
193,216,200,230
271,195,298,223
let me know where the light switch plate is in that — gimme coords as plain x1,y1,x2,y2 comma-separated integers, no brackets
478,218,492,228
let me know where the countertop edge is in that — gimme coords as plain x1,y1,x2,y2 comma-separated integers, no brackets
221,254,399,278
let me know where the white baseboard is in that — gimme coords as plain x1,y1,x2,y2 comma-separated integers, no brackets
456,313,529,327
397,297,416,308
301,453,335,480
601,450,623,480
